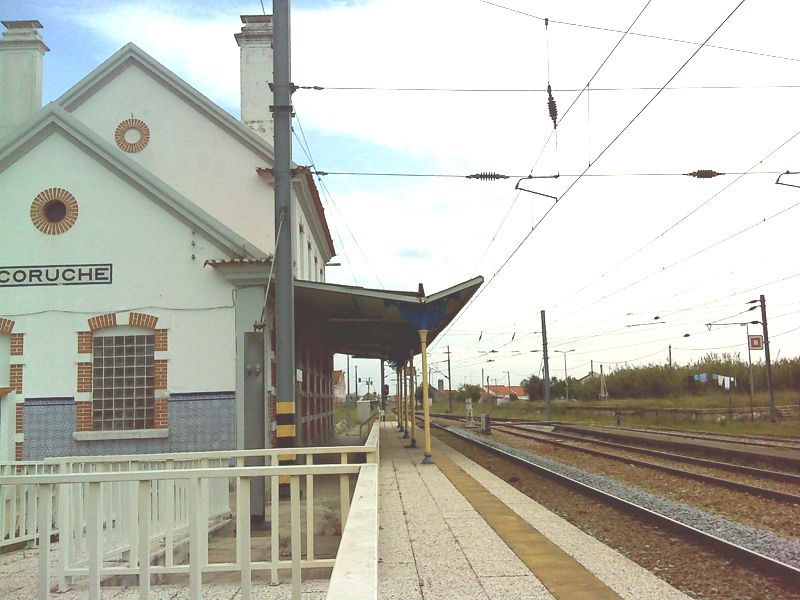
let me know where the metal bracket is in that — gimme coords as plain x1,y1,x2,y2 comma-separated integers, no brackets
776,170,800,189
514,175,559,200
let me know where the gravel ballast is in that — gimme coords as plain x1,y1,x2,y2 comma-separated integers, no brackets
450,426,800,569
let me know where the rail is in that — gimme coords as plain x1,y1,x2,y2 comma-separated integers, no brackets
0,422,381,600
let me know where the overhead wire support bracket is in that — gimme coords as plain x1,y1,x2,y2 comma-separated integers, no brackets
776,170,800,189
514,175,559,200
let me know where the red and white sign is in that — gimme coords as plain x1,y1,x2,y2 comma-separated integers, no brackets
749,335,764,351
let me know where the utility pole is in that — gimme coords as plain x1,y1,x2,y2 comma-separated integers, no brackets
446,346,453,413
668,345,672,369
541,310,552,421
481,367,484,403
380,359,386,419
346,355,350,398
760,294,776,423
746,323,754,422
354,365,358,400
273,0,298,445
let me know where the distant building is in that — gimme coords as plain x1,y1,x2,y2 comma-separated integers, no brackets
487,385,528,404
332,370,346,404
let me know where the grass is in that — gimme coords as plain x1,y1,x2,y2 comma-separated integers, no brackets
428,395,800,439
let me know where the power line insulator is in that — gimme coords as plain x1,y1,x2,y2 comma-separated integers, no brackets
547,84,558,129
466,172,509,181
686,169,724,179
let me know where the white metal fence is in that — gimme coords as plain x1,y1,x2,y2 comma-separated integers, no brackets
0,422,380,600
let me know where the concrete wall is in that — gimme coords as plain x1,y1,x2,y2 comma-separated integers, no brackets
69,63,277,255
0,126,238,457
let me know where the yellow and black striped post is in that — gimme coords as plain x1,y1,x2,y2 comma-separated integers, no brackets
275,399,296,487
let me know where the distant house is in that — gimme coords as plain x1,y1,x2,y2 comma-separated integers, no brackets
332,370,346,405
487,385,528,404
577,372,600,383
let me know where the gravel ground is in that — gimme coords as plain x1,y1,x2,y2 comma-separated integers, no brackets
491,427,800,540
451,426,800,568
611,426,800,450
434,428,800,600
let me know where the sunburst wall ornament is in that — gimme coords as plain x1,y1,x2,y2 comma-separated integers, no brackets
114,118,150,153
30,188,79,235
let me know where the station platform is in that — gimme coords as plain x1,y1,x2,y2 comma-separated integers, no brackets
377,422,688,600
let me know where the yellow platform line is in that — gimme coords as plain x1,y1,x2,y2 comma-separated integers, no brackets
432,446,622,600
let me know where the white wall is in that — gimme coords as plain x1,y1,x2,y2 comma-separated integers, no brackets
68,64,276,255
0,130,236,398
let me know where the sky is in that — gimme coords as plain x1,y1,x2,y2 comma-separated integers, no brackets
3,0,800,394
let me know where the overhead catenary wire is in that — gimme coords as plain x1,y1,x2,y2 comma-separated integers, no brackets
471,0,651,277
312,169,783,179
549,126,800,316
291,117,360,286
430,0,748,353
480,0,800,65
298,83,800,93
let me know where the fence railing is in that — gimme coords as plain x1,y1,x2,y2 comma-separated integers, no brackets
0,422,380,600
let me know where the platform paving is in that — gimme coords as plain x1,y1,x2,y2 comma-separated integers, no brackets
378,422,553,600
378,421,689,600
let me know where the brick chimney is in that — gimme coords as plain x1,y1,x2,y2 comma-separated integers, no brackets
0,20,49,140
234,15,273,142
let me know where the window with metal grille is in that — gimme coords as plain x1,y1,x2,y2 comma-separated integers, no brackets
92,334,155,430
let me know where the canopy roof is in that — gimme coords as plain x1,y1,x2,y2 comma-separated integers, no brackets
294,277,483,363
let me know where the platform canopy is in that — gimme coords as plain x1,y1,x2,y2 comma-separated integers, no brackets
294,276,483,363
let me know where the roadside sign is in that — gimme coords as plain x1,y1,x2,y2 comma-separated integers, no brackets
749,335,764,351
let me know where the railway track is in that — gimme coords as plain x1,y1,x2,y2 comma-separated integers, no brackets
605,424,800,451
426,420,800,587
490,423,800,504
427,412,800,478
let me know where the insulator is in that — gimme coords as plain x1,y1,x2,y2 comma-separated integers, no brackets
466,172,509,181
547,84,558,129
686,169,723,179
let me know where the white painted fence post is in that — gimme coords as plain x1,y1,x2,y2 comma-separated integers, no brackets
270,467,280,585
37,484,51,600
238,476,251,600
86,482,102,600
290,475,301,600
187,477,201,600
305,455,314,562
138,480,151,600
340,453,350,528
165,459,175,567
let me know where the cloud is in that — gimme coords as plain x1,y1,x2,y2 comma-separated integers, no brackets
38,0,800,384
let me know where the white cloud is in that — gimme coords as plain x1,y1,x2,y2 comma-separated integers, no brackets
45,0,800,385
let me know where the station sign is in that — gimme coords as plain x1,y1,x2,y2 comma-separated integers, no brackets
748,335,764,351
0,264,112,287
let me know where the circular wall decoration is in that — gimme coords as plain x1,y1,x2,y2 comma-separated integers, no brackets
30,188,79,235
114,118,150,153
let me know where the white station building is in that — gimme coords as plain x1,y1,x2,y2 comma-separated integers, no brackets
0,17,481,462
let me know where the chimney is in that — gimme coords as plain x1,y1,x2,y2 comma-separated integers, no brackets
437,379,444,392
235,15,273,141
0,20,48,140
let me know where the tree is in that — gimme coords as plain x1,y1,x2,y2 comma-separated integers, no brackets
521,375,543,400
456,384,482,402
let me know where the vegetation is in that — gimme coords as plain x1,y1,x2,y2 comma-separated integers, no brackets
521,353,800,402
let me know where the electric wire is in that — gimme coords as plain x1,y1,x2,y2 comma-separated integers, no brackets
313,169,783,179
294,114,384,288
480,0,800,65
549,126,800,316
430,0,747,353
471,0,651,276
292,124,359,286
299,83,800,93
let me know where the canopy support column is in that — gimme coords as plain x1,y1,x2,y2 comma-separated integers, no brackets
420,329,434,464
